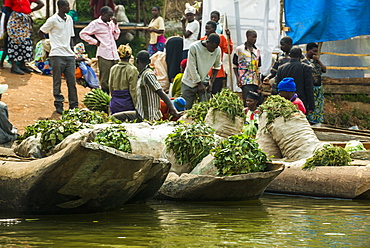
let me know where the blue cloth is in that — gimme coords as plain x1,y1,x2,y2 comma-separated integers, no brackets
278,77,296,92
285,0,370,44
78,62,99,89
109,89,135,114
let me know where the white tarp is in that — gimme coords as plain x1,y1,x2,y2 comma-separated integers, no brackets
202,0,281,91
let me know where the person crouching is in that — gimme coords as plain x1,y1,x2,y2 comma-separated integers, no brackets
278,77,306,114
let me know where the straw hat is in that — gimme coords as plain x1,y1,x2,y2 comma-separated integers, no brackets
0,84,9,94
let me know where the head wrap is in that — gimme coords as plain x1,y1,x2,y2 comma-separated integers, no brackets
184,3,196,14
180,59,188,69
246,91,260,101
117,44,132,59
172,97,186,111
278,77,296,92
0,84,8,94
74,43,85,58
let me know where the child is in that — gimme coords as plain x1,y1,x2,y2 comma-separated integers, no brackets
233,29,261,104
181,3,199,59
147,6,166,56
278,77,306,114
210,10,223,34
171,58,187,98
74,43,99,89
160,97,186,121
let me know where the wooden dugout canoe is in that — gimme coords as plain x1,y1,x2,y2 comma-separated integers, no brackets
266,164,370,199
156,163,284,201
0,141,169,214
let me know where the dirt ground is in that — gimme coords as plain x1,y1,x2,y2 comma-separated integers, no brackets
0,68,90,134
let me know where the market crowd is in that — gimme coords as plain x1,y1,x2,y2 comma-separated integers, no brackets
0,0,326,143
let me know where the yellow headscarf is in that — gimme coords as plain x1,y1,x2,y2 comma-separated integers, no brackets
117,44,132,59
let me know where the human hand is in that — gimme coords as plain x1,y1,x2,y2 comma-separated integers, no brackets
181,16,187,24
207,84,212,93
312,55,319,61
111,17,117,24
147,27,153,32
170,109,182,118
225,29,231,38
197,82,205,94
96,40,100,47
263,77,270,83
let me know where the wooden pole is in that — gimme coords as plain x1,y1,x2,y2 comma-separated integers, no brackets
279,0,284,34
46,0,50,18
163,0,167,20
52,0,56,15
225,13,233,92
318,42,323,59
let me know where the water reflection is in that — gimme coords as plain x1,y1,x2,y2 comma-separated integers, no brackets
0,194,369,247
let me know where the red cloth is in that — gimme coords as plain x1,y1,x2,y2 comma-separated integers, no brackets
200,34,234,78
160,99,179,121
90,0,115,19
4,0,35,14
292,97,306,114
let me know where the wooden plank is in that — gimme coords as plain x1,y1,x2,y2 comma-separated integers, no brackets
322,52,370,57
327,66,370,70
323,84,370,94
322,77,370,85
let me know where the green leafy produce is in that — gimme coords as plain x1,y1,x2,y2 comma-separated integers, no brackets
18,120,56,142
62,108,121,124
94,126,132,153
40,120,90,154
211,134,269,176
165,122,218,167
186,88,245,121
303,144,352,170
82,89,111,113
259,95,299,125
344,140,366,153
242,120,258,138
186,101,211,120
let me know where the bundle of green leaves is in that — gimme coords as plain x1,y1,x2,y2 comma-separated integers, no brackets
165,122,218,168
303,144,352,170
19,120,56,142
211,134,269,176
94,126,132,153
259,95,299,125
185,89,245,121
62,108,121,124
40,120,90,153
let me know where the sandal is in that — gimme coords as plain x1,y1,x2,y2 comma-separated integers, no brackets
10,67,25,75
20,67,33,73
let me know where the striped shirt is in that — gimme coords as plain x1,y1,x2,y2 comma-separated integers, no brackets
136,65,163,121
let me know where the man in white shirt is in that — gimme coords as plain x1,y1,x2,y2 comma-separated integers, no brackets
181,33,221,109
38,0,78,114
181,3,199,59
80,6,120,94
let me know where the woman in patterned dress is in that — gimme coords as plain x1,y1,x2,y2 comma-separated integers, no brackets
3,0,44,75
306,42,326,124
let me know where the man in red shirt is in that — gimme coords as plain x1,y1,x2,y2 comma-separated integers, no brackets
278,77,307,114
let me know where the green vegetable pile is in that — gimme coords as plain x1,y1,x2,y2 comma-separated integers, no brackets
211,134,269,176
186,88,245,121
259,95,299,125
94,126,132,153
242,120,258,138
82,89,111,113
19,120,55,142
40,120,90,154
303,144,352,170
62,108,121,124
165,122,218,167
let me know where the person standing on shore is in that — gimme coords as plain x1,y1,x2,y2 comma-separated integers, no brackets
38,0,78,114
181,3,199,59
80,6,120,94
306,42,326,124
147,6,166,56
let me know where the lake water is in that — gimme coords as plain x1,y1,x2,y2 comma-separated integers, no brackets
1,194,369,247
